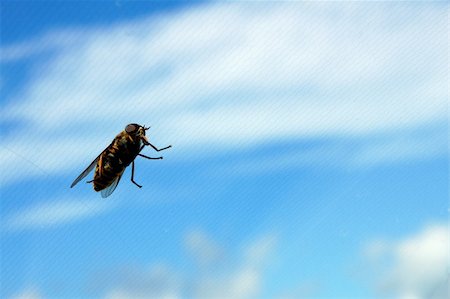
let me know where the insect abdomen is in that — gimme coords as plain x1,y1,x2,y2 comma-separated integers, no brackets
93,134,139,191
93,153,125,191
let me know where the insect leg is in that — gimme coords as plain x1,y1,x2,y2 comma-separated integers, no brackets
147,142,172,152
138,153,163,160
131,161,142,188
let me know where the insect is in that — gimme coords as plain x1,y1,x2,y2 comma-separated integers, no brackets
70,124,171,198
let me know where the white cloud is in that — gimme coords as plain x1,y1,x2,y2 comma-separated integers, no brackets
2,197,115,232
106,290,180,299
209,125,447,178
99,230,278,299
103,264,183,299
184,229,224,267
193,233,277,299
8,287,43,299
0,3,446,186
275,281,322,299
0,28,83,63
363,223,449,299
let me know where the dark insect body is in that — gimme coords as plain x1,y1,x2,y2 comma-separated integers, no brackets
70,124,171,198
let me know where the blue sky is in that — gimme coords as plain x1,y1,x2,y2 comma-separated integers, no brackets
0,1,448,299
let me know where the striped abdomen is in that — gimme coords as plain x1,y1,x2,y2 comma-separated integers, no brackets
93,134,140,191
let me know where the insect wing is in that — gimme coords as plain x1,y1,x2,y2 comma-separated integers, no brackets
70,156,100,188
101,171,124,198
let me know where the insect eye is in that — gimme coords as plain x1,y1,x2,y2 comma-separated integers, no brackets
125,124,136,133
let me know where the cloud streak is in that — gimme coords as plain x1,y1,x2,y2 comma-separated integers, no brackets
1,3,447,186
2,197,115,232
8,287,43,299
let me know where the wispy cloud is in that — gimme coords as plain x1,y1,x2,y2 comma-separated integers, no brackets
184,229,225,267
209,125,447,178
1,3,446,186
8,287,43,299
85,230,279,299
2,197,115,232
350,129,448,168
363,223,449,299
0,28,83,63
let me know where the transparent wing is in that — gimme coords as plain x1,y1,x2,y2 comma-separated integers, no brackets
101,172,123,198
70,156,100,188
